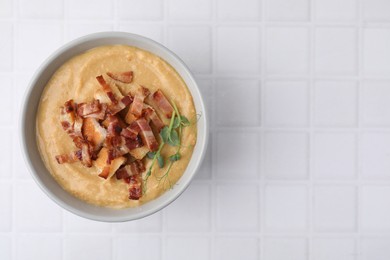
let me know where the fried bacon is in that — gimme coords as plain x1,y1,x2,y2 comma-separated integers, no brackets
55,150,82,164
107,71,133,83
135,118,158,151
143,107,165,132
121,121,141,139
96,75,117,104
128,174,142,200
108,94,133,115
116,160,145,180
152,89,174,118
130,86,150,117
77,99,101,117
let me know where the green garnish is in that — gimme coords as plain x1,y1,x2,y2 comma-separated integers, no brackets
143,101,192,192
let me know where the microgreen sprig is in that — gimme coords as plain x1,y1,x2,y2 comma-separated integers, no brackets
143,100,192,192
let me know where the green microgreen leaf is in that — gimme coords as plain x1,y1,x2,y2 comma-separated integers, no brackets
169,153,181,162
160,126,170,143
180,116,190,126
147,152,156,159
172,116,180,129
167,129,180,146
157,154,164,168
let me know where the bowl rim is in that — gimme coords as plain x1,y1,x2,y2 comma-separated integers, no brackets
19,31,208,222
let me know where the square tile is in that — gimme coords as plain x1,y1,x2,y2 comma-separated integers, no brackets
0,23,13,71
314,80,357,126
167,26,211,74
65,211,112,232
315,0,357,21
113,211,162,233
19,0,63,19
117,0,163,20
165,183,210,232
313,133,356,180
217,0,260,20
264,132,308,179
65,236,111,260
0,236,12,260
313,185,357,231
264,238,307,260
68,0,112,19
13,133,30,179
16,235,62,260
216,184,259,232
0,183,11,231
0,129,12,179
115,236,160,260
312,238,356,260
168,0,211,20
67,23,113,41
315,27,357,75
166,236,210,260
361,186,390,231
216,131,259,180
216,237,259,260
264,80,308,127
16,22,63,71
363,0,390,21
118,24,163,43
362,80,390,126
265,185,308,231
15,182,62,232
266,0,309,21
0,77,13,126
216,79,260,126
361,238,390,260
216,26,260,74
266,27,309,75
360,133,390,179
0,0,13,18
363,28,390,75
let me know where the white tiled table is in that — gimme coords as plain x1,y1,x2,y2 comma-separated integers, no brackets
2,0,390,259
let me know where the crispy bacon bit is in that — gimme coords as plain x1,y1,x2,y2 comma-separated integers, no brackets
107,71,133,83
77,99,101,117
96,75,117,104
116,160,145,180
83,103,107,120
136,118,158,151
121,122,141,139
80,141,92,167
143,107,165,132
152,89,174,118
60,100,76,132
124,136,143,150
108,94,133,115
128,175,142,200
130,86,150,117
55,150,82,164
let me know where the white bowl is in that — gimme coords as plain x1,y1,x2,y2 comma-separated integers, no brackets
20,32,208,222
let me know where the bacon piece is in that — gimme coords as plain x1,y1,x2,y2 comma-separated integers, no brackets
116,160,145,180
152,90,174,118
135,118,158,151
80,140,92,167
83,103,107,120
124,136,143,150
121,122,141,139
82,117,107,150
107,71,133,83
108,94,133,115
60,100,76,132
128,174,142,200
96,75,117,104
129,86,150,117
77,99,101,117
143,107,165,132
55,150,82,164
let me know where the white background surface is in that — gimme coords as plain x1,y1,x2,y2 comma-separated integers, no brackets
1,0,390,259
